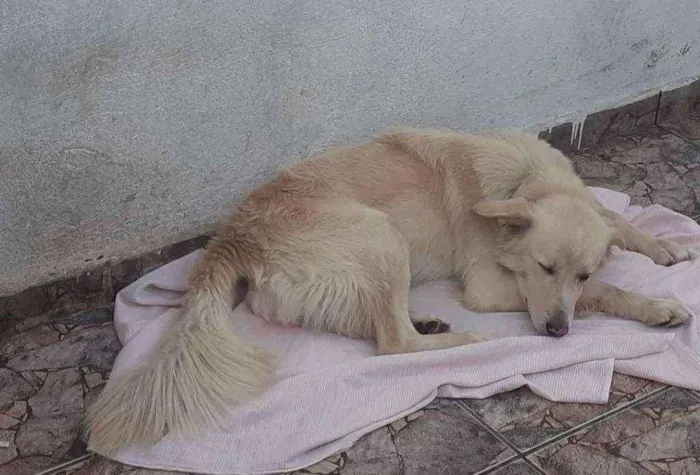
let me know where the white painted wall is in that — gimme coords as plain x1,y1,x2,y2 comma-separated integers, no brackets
1,0,699,294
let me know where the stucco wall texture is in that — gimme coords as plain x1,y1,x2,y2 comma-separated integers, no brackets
1,0,700,295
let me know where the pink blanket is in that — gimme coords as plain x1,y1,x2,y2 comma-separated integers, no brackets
92,188,700,475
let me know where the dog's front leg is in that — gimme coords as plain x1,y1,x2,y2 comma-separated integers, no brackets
600,209,694,266
462,264,527,313
576,280,690,327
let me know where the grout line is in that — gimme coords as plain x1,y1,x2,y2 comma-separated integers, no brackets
472,453,547,475
455,400,524,455
454,402,526,475
36,453,94,475
681,387,700,403
456,402,552,474
654,91,663,125
521,456,548,475
520,385,669,457
461,383,671,472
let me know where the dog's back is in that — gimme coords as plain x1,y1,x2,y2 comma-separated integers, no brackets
286,128,592,210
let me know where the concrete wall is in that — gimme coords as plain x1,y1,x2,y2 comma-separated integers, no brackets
2,0,700,295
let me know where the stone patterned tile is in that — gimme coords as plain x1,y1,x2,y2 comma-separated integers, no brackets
63,454,194,474
0,430,18,465
0,455,60,475
528,388,700,475
661,112,700,146
0,324,59,359
0,234,208,325
65,456,134,474
127,469,197,475
539,94,659,154
7,323,120,372
393,404,515,475
28,369,84,417
461,374,664,451
291,402,515,475
12,308,101,334
0,271,107,329
579,93,659,150
15,412,84,459
337,427,400,475
0,369,35,411
0,308,124,471
658,79,700,123
571,126,700,215
13,454,133,475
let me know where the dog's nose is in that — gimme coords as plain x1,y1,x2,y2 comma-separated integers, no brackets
546,323,569,337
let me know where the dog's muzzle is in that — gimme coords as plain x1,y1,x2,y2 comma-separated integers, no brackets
545,313,569,337
545,323,569,337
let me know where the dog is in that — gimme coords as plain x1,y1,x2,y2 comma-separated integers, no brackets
88,128,693,454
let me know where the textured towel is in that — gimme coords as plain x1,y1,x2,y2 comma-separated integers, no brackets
93,187,700,475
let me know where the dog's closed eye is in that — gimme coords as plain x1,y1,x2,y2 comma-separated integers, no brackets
578,273,591,282
538,262,555,275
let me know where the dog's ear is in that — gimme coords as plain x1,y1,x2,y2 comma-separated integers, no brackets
473,198,532,233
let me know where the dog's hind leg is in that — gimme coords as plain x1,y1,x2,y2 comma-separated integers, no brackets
377,303,489,355
369,234,489,354
409,311,451,335
600,208,695,265
257,204,489,354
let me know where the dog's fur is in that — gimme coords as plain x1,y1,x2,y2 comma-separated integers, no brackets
88,128,693,454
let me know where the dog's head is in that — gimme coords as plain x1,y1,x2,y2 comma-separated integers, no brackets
474,195,620,337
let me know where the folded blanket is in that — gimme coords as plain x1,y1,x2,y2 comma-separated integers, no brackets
92,187,700,475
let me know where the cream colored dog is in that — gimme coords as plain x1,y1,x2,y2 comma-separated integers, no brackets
88,128,693,454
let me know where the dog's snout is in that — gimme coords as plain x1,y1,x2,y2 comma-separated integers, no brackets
545,323,568,337
545,312,569,337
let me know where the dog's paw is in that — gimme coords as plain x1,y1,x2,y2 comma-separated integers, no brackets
644,238,695,266
469,332,492,343
643,298,690,327
413,318,451,335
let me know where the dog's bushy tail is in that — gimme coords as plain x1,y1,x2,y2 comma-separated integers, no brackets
87,241,276,455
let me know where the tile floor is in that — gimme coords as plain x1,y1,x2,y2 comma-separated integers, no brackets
1,120,700,475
